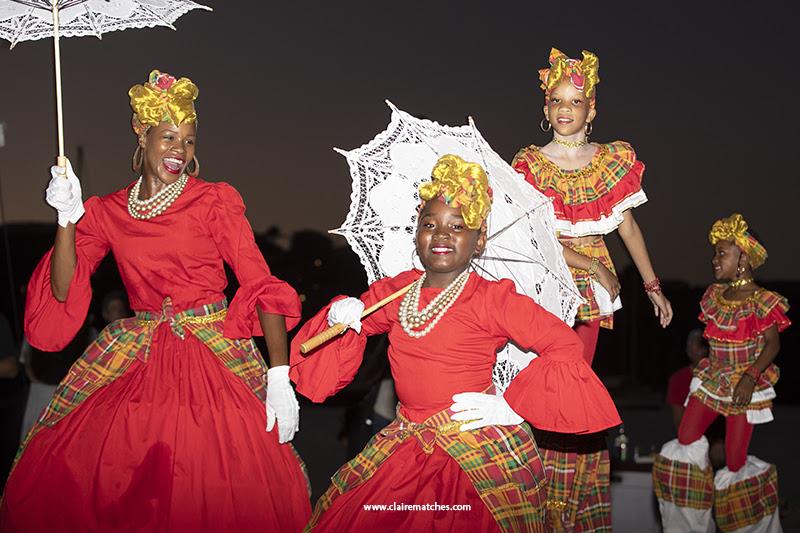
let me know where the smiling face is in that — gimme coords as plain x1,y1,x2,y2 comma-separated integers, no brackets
416,199,486,286
711,240,749,281
543,79,596,136
140,122,197,184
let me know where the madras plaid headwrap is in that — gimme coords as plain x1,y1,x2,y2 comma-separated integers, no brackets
561,237,616,329
534,431,611,532
714,464,778,532
306,406,548,532
652,454,714,511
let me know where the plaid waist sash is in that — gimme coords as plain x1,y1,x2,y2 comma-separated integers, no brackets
307,406,547,532
23,297,267,444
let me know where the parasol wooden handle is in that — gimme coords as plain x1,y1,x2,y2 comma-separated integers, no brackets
299,282,414,354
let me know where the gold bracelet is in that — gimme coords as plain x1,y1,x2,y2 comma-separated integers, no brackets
587,257,600,279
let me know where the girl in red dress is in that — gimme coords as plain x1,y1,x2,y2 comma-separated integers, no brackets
512,48,674,530
654,214,788,533
0,70,311,532
290,154,621,532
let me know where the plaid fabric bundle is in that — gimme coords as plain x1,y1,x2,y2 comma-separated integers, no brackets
560,237,615,329
534,434,611,533
19,298,267,451
307,407,548,532
652,454,714,510
714,464,779,532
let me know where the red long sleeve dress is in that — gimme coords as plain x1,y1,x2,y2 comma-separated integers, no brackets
290,270,620,532
0,178,311,532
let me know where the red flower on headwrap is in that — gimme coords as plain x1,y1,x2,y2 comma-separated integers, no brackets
151,70,177,91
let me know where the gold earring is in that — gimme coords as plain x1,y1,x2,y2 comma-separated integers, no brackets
584,122,593,136
188,155,200,177
132,145,143,173
540,118,552,132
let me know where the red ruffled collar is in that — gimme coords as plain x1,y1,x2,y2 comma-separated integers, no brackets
700,284,791,342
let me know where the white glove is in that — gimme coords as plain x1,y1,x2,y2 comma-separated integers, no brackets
327,297,365,334
266,365,300,443
46,158,85,227
450,392,523,431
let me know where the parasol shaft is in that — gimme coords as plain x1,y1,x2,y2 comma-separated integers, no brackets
52,1,66,169
299,282,413,354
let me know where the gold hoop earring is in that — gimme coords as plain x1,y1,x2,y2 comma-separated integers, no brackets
132,145,143,173
540,118,552,132
584,122,593,136
188,155,200,177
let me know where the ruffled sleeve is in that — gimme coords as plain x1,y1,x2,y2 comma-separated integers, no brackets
24,196,110,351
486,279,621,433
206,182,301,337
513,141,647,237
700,285,791,341
289,271,417,402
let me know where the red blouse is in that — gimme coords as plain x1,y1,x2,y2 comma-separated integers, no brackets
290,270,621,434
24,177,301,351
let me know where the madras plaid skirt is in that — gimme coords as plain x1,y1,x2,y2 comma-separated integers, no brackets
533,430,611,532
715,464,779,532
307,407,548,532
16,297,285,465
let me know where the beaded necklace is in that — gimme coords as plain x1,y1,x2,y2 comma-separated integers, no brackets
398,269,470,338
127,174,189,220
552,137,587,148
728,277,754,290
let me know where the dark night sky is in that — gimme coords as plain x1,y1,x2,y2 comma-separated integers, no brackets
0,0,798,285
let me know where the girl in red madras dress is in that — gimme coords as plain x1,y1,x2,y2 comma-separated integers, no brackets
290,155,621,532
654,214,788,533
512,48,673,531
0,71,311,532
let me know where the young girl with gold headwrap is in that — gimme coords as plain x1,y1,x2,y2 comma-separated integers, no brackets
0,71,311,531
654,214,788,533
290,155,621,532
512,48,674,531
514,47,673,362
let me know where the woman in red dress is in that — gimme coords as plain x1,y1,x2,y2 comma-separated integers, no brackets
291,155,621,532
0,70,311,532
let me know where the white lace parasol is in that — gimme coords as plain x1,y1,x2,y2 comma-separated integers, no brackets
332,102,583,392
0,0,210,46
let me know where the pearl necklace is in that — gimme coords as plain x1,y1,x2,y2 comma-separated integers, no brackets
552,137,587,148
398,270,470,338
127,174,189,220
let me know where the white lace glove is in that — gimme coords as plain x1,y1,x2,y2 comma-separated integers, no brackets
327,297,365,333
266,365,300,443
46,158,85,227
450,392,523,431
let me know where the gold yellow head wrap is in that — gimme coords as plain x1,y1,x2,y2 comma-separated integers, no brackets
709,213,767,269
129,69,199,136
539,48,600,105
418,154,493,230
